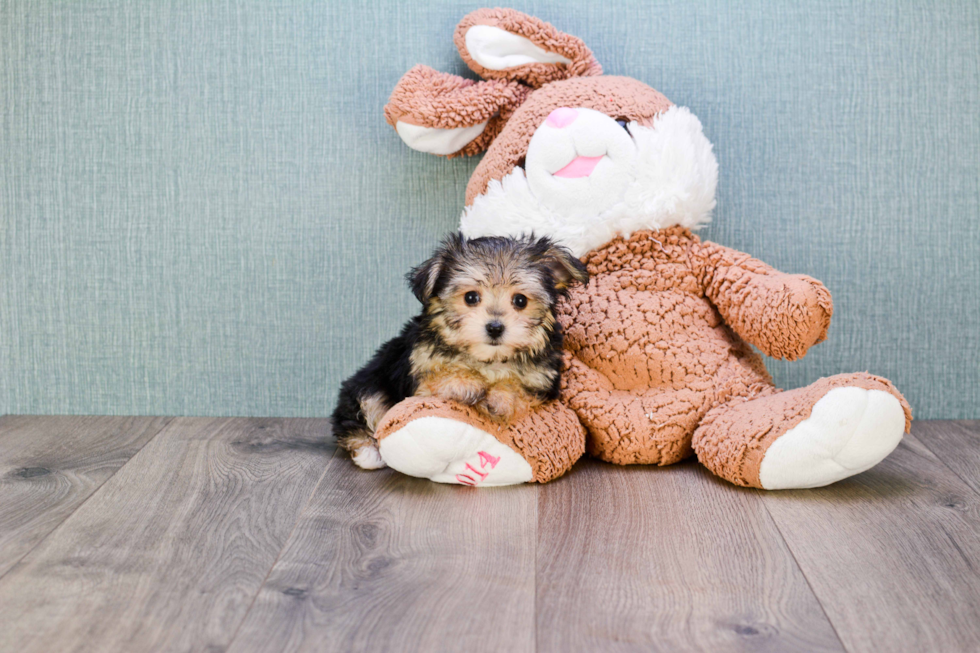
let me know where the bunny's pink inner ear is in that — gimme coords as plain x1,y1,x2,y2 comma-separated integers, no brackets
454,8,602,88
384,65,531,158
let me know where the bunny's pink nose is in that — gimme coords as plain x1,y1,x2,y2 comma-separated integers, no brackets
546,107,578,128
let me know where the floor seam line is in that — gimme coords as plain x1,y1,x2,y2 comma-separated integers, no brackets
912,426,980,499
0,416,176,585
533,484,539,653
760,497,851,653
223,444,340,651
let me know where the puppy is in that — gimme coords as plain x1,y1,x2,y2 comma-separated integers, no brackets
331,233,589,470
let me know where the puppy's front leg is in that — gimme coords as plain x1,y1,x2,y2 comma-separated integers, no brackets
416,373,486,406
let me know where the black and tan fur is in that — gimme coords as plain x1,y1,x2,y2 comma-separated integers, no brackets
331,233,588,469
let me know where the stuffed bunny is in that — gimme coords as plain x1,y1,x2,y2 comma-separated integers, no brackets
374,8,911,488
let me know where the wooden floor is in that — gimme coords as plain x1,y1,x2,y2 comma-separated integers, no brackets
0,417,978,652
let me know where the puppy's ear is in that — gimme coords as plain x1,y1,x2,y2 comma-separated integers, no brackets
534,238,589,291
407,233,465,304
408,257,440,305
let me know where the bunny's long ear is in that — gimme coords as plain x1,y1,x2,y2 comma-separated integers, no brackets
384,65,531,158
454,8,602,88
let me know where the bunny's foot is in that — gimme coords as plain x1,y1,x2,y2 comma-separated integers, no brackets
375,396,585,486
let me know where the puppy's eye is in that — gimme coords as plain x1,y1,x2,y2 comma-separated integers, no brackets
615,118,631,135
512,294,528,310
464,291,481,306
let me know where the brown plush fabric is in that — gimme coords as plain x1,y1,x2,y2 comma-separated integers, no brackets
454,7,602,88
384,65,533,158
693,373,913,488
375,396,585,483
559,227,774,465
465,76,672,204
558,227,911,483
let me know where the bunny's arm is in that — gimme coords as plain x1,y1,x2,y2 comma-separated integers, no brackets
689,240,833,361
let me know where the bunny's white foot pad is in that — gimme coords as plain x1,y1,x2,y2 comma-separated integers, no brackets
378,417,533,486
759,387,906,490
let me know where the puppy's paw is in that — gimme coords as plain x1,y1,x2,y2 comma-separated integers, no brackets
352,441,387,470
341,430,387,470
481,388,519,423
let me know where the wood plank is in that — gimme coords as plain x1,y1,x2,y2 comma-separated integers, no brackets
0,415,172,578
226,460,537,653
761,428,980,653
0,417,332,653
536,458,844,653
913,420,980,496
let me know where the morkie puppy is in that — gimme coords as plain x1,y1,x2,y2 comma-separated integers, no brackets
331,233,589,470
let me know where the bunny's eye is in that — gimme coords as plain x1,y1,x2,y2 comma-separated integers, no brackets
615,119,632,135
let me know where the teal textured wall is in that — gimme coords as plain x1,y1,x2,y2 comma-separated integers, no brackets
1,0,978,418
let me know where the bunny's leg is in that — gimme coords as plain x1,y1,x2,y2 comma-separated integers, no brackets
374,396,585,486
693,373,911,489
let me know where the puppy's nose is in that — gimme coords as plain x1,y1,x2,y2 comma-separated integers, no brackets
546,107,578,129
485,321,505,339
